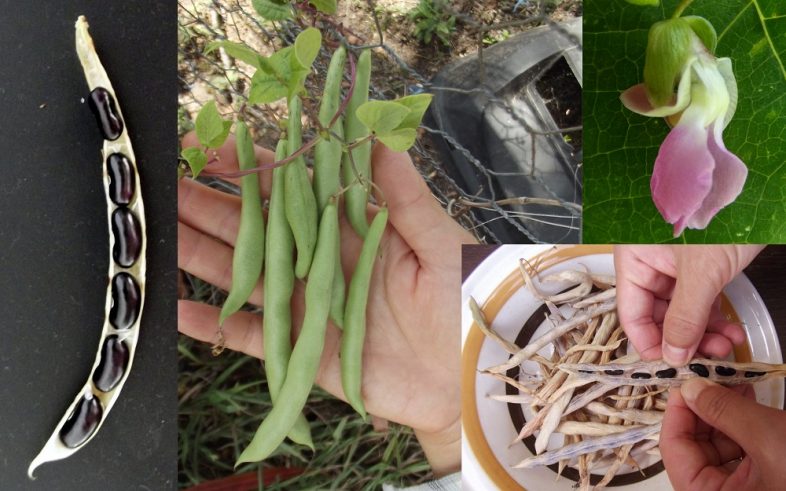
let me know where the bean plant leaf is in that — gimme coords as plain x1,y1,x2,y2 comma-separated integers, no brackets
356,101,411,135
181,147,208,178
252,0,293,20
195,101,232,148
310,0,337,14
392,94,433,129
377,128,418,152
249,70,288,104
625,0,659,5
584,0,786,243
293,27,322,69
205,41,263,69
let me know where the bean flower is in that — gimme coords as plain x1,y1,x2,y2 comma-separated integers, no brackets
620,17,746,237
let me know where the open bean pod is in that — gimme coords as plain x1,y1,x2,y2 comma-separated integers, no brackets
560,358,786,387
28,16,147,478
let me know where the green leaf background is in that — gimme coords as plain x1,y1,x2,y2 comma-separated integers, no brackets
584,0,786,243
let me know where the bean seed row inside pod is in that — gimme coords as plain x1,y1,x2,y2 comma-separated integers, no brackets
472,259,785,491
28,16,147,478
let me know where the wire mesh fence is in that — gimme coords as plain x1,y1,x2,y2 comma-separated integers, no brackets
178,0,583,245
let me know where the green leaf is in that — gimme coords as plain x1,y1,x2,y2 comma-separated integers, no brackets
393,94,433,129
249,70,288,104
195,101,231,148
310,0,337,15
625,0,659,5
584,0,786,243
181,147,208,178
293,27,322,69
377,128,418,152
252,0,293,20
205,41,263,69
356,100,411,135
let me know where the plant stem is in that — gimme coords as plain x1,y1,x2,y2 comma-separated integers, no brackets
671,0,693,19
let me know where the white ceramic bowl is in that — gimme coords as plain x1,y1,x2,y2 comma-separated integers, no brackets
461,245,784,491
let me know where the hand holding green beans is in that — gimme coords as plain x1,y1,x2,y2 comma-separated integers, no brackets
178,132,474,476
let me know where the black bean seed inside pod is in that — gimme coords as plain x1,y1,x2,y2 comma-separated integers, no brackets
745,371,765,378
631,372,652,379
656,368,678,378
59,394,103,448
110,272,141,330
107,153,135,206
92,335,130,392
579,370,594,374
88,87,124,140
604,369,624,376
112,208,142,267
715,366,737,376
689,364,710,377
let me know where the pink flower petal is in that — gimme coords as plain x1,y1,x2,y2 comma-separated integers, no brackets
620,58,695,118
651,120,714,237
684,120,747,230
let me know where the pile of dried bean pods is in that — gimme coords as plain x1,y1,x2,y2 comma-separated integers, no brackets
214,42,389,465
472,259,786,490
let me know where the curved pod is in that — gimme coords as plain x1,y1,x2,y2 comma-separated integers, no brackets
28,16,147,478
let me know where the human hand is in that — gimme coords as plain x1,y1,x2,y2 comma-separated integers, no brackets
660,377,786,491
614,245,763,366
178,132,475,476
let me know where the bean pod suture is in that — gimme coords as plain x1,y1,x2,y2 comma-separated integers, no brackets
28,16,147,478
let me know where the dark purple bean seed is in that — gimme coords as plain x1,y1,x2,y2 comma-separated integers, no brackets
112,208,142,267
109,272,141,330
715,366,737,376
689,364,709,377
88,87,124,140
631,372,651,379
106,153,135,206
92,335,130,392
59,394,103,448
745,371,765,378
579,370,594,374
655,368,677,378
604,369,624,376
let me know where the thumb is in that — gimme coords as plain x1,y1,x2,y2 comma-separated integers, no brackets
662,253,726,366
370,142,474,265
680,378,773,457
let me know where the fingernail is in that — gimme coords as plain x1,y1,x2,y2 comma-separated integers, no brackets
681,377,713,402
663,344,690,366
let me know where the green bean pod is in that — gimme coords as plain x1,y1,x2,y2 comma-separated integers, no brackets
313,45,346,213
341,49,372,238
263,139,313,449
341,207,388,419
285,96,319,279
314,46,348,328
218,121,265,325
236,200,338,465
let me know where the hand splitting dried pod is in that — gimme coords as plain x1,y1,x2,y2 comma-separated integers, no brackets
475,260,784,490
28,16,146,478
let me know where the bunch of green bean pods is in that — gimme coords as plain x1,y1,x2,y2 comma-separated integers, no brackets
217,42,391,465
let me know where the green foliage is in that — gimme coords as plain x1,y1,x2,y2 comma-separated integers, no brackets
626,0,660,5
195,101,232,148
584,0,786,243
310,0,337,14
408,0,456,46
206,40,263,69
249,27,322,104
356,94,433,151
181,147,208,178
252,0,293,20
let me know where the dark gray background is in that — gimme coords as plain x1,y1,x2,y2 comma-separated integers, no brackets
0,1,177,489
